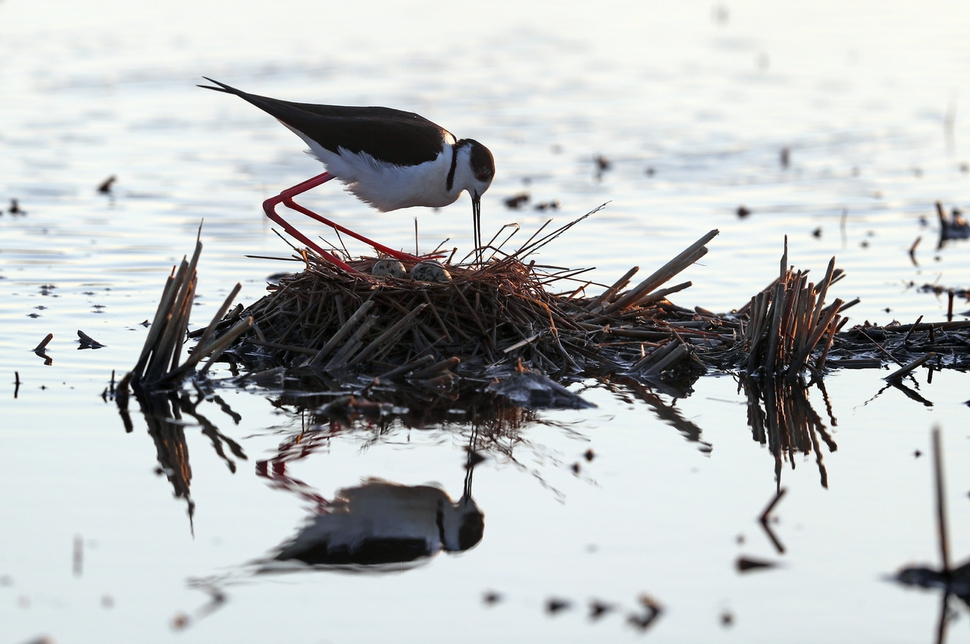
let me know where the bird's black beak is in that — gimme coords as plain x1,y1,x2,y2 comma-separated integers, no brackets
472,191,482,264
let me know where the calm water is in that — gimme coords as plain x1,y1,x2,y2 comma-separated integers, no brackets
3,1,970,642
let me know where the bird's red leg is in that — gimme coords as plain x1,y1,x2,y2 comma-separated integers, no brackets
282,197,425,262
262,173,356,272
270,171,429,264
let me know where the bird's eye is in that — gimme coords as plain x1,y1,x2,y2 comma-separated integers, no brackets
476,172,491,182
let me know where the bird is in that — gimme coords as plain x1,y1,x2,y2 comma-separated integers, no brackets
198,77,495,271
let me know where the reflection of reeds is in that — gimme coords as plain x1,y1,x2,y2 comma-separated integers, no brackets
892,428,970,643
119,387,248,531
130,390,196,524
741,375,837,489
259,384,582,500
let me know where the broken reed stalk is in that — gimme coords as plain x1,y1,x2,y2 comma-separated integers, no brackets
884,352,935,382
124,233,251,391
735,237,845,379
601,229,718,315
33,333,54,353
585,266,639,311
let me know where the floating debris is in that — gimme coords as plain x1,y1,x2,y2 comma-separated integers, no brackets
504,193,530,209
482,591,503,606
97,175,117,194
32,333,53,366
735,556,778,572
589,599,615,620
534,200,560,211
77,329,106,350
937,201,970,243
892,426,970,632
486,362,594,410
32,333,53,353
627,594,663,631
545,597,572,614
594,155,611,179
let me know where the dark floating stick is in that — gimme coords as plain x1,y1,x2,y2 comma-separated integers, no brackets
735,556,778,572
32,333,53,353
884,353,935,382
32,333,54,365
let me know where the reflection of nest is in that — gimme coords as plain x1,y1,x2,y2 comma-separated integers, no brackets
276,368,551,428
259,388,593,504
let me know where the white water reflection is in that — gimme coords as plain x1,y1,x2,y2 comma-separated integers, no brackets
3,1,970,642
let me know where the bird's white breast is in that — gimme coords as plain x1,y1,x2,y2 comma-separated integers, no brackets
288,125,461,212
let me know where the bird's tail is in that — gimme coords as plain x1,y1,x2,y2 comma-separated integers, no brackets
197,76,243,95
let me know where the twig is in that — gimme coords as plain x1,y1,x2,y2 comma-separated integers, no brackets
33,333,54,353
932,427,951,577
884,353,935,382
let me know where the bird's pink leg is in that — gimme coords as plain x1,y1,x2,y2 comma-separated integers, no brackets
263,173,356,272
263,171,430,271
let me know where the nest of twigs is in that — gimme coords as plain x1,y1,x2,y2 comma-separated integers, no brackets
206,214,724,386
123,207,970,408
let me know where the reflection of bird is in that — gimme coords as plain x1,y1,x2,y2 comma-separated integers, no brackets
199,78,495,271
893,559,970,605
274,478,484,569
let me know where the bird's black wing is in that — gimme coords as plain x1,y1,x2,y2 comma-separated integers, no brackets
199,77,449,166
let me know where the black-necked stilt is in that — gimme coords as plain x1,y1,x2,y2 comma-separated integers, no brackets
199,78,495,271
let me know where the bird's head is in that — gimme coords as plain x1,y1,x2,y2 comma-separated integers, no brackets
455,139,495,203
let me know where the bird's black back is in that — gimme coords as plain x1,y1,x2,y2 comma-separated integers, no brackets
199,77,450,166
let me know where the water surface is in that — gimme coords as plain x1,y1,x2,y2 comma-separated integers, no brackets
3,1,970,642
